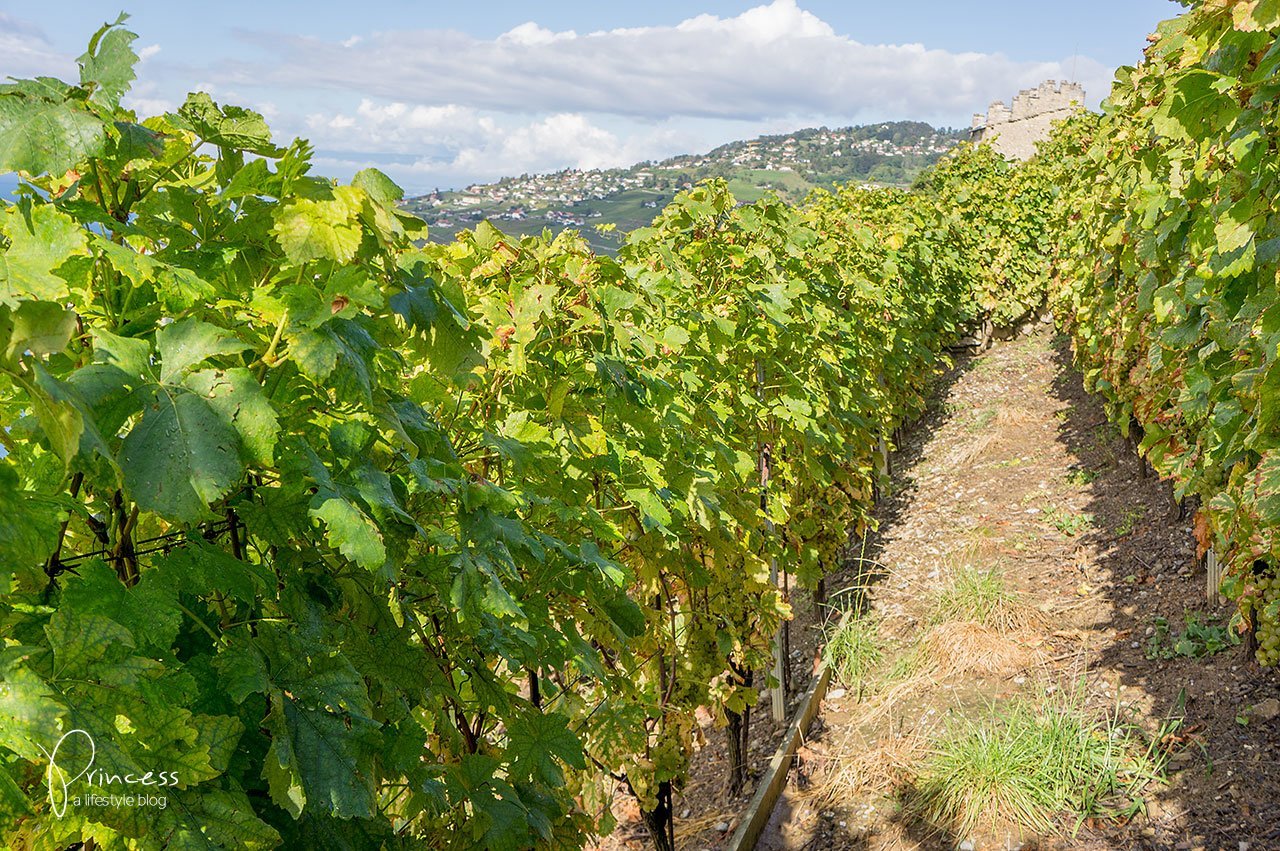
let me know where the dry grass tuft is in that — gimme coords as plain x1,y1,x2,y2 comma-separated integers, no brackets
804,725,931,811
996,406,1037,427
673,811,733,840
949,432,997,466
923,621,1039,676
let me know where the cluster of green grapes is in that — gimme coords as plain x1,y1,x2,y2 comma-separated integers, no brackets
1253,572,1280,667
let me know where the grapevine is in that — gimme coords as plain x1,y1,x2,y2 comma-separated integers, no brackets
0,14,1069,851
1044,1,1280,662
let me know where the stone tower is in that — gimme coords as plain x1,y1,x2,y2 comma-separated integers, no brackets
970,80,1086,160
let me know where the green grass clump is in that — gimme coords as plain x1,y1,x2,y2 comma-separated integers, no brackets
1042,505,1094,536
824,612,882,693
886,644,926,682
907,696,1169,839
968,408,997,431
1144,612,1240,660
931,567,1032,633
1115,506,1146,537
1065,465,1099,486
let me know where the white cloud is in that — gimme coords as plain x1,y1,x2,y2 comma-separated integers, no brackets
306,100,700,188
498,22,574,46
248,0,1115,192
122,96,175,114
121,77,178,116
0,2,1116,193
673,2,833,41
306,101,492,151
222,0,1112,124
0,13,75,79
451,113,623,174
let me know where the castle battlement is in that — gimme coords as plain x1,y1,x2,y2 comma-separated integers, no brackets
970,80,1086,160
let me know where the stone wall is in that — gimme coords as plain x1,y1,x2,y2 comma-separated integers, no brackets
970,80,1086,160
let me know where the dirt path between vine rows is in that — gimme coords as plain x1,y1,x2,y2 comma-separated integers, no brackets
592,329,1280,851
749,330,1280,851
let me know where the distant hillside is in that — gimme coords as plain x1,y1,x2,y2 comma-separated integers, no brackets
402,121,964,252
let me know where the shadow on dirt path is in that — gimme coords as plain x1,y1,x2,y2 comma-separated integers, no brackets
1047,337,1280,850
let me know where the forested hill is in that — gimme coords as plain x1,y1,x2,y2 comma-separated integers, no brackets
403,120,964,251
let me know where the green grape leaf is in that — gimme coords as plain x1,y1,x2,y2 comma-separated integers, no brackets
286,319,376,401
60,560,183,654
77,14,138,111
601,593,647,639
194,714,246,776
352,168,403,204
66,328,152,440
475,795,534,851
0,92,106,176
264,740,307,820
1233,0,1280,31
157,788,281,850
112,120,165,163
184,367,280,466
449,755,535,851
45,608,135,679
272,188,364,264
1,300,77,361
625,487,672,529
1214,201,1257,256
0,768,29,822
0,202,91,303
156,318,250,384
263,695,380,819
506,711,585,787
171,92,282,156
1151,71,1223,142
93,237,159,287
223,626,373,713
156,541,272,606
222,156,278,198
214,643,272,706
310,495,386,569
121,386,244,524
0,467,63,586
1251,452,1280,525
0,656,64,761
24,362,92,466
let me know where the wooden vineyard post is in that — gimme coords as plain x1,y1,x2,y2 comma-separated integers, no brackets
1205,549,1223,607
763,445,787,723
757,360,787,723
873,371,891,499
770,556,786,720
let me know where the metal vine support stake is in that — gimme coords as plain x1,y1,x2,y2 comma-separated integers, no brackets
757,359,787,722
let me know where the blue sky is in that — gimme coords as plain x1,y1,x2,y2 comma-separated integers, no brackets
3,0,1180,193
